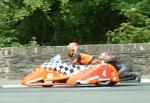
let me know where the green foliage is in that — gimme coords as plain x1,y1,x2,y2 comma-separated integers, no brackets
107,0,150,43
23,0,51,12
0,0,150,47
24,37,39,47
52,0,122,45
0,0,53,47
0,27,22,47
0,0,124,46
107,23,150,43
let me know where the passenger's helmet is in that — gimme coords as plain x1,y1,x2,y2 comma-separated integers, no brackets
99,51,111,59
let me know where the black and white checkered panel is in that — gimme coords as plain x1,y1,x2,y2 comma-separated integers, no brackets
41,60,92,75
41,54,61,70
41,60,62,70
53,64,91,75
53,63,68,72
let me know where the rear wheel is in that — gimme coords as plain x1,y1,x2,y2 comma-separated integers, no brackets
95,81,117,87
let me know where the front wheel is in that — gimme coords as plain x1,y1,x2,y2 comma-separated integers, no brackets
34,79,54,87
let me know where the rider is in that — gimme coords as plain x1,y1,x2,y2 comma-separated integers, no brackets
98,51,141,80
67,42,99,65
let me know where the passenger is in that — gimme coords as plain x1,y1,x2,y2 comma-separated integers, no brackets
99,51,141,80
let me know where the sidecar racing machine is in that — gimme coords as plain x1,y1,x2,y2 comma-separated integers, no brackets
21,54,140,87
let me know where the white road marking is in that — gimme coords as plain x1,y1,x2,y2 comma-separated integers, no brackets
2,85,27,88
141,79,150,83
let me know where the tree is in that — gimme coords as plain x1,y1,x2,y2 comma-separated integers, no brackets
0,0,53,46
0,0,125,46
51,0,124,45
1,0,149,47
107,0,150,43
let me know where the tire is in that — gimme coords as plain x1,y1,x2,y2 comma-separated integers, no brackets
35,79,53,87
42,85,53,87
95,81,117,87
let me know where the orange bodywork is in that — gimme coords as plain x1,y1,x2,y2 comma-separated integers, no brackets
67,64,119,85
21,66,68,85
21,63,120,87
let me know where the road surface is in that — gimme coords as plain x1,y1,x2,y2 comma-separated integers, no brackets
0,81,150,103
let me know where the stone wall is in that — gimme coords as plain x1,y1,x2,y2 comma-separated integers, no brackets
0,43,150,79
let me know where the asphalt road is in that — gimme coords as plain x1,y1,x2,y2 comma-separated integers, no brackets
0,82,150,103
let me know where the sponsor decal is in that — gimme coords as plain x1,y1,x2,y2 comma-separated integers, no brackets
87,76,99,81
98,78,110,81
47,73,53,79
76,80,88,84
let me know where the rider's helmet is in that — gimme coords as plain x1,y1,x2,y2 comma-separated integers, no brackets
67,42,79,57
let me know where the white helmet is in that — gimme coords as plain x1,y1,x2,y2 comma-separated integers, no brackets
67,42,79,57
67,42,79,51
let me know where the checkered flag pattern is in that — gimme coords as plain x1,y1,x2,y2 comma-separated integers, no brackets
41,54,61,70
53,63,91,75
41,61,91,75
40,54,92,75
41,60,61,70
